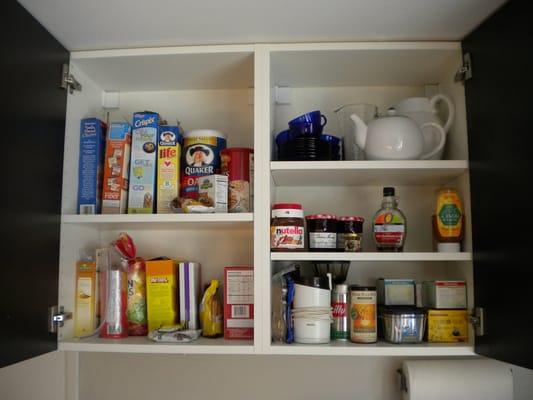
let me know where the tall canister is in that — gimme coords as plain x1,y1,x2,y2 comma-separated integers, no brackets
181,129,226,199
349,285,377,343
332,284,349,340
221,147,254,212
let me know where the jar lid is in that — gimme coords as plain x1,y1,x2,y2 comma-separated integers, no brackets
349,285,376,291
381,307,425,316
272,203,302,210
306,214,337,220
339,216,365,222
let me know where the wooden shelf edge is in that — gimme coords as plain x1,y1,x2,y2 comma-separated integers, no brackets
62,213,254,224
270,252,473,262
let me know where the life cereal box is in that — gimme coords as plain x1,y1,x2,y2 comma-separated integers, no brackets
102,122,131,214
77,118,106,214
128,112,159,213
156,125,183,213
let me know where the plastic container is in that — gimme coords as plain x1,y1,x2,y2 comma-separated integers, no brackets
293,283,331,308
293,317,331,344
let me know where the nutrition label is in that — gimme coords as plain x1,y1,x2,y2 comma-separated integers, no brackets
227,270,253,304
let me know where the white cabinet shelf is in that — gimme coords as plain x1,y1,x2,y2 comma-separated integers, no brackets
270,161,469,187
271,252,472,262
59,336,254,354
269,342,475,357
62,213,253,229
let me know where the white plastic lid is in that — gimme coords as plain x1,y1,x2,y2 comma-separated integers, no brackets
438,242,461,253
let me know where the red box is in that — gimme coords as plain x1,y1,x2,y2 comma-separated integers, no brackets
224,266,254,340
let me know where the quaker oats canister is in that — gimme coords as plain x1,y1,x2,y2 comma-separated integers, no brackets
221,147,254,213
181,129,227,198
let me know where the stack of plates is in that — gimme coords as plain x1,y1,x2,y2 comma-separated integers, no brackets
276,131,342,161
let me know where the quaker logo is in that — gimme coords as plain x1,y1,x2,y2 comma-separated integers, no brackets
159,130,177,146
185,145,213,168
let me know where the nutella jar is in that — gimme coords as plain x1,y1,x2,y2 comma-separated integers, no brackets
337,216,364,252
306,214,337,252
270,203,305,251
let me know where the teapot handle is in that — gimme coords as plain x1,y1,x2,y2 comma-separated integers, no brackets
420,122,446,160
430,94,455,133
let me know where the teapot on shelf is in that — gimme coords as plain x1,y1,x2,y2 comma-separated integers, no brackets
350,108,446,160
394,95,455,160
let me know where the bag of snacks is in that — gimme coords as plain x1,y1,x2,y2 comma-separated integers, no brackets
112,233,148,336
199,280,223,337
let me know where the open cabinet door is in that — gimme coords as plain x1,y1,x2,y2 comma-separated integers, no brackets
0,1,68,367
464,0,533,369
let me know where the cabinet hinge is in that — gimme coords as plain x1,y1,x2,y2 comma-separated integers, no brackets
60,63,82,94
468,306,484,337
454,52,473,83
48,305,72,333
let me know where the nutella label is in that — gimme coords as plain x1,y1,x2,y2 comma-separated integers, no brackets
270,225,304,249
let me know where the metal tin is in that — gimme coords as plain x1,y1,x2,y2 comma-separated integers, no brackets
349,286,377,343
381,308,426,344
332,284,349,340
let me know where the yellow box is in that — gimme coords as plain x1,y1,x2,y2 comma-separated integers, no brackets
427,309,468,343
74,260,98,337
156,126,182,213
146,259,177,331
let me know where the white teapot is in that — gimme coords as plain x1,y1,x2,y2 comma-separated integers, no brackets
350,109,446,160
395,95,455,160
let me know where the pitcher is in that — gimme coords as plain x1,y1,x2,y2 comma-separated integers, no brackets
395,95,454,160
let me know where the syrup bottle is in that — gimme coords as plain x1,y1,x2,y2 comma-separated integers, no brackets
372,187,407,252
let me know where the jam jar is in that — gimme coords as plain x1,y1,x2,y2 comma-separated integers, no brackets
306,214,338,252
270,203,305,251
337,216,364,252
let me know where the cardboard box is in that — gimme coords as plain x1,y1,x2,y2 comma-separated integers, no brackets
377,279,415,306
224,266,254,340
157,125,182,213
146,259,177,332
102,122,131,214
427,309,468,343
179,262,201,330
423,280,467,309
128,112,159,213
74,260,98,337
198,174,228,213
77,118,106,214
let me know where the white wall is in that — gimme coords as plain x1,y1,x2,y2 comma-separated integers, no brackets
79,354,533,400
0,351,66,400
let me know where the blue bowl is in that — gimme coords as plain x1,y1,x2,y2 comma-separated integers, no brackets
288,110,327,136
320,134,340,147
275,130,294,146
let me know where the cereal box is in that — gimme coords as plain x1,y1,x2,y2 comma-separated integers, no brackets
224,266,254,340
156,125,182,213
146,259,177,332
74,260,98,337
427,309,468,343
128,112,159,213
198,174,228,213
77,118,106,214
102,122,131,214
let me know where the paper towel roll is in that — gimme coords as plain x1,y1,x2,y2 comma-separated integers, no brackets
401,359,513,400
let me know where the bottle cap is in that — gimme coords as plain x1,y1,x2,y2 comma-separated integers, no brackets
383,187,395,196
437,243,461,253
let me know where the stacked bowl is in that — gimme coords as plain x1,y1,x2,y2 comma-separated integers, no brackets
276,110,342,161
292,276,332,344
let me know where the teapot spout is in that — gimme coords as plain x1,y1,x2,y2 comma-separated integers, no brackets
350,113,368,151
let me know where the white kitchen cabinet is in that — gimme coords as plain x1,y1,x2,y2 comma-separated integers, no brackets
3,0,531,372
46,41,474,358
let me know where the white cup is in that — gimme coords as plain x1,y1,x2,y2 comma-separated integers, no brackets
293,284,331,308
294,317,331,344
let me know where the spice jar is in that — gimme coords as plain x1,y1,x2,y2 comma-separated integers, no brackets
337,216,364,252
270,203,305,251
306,214,337,252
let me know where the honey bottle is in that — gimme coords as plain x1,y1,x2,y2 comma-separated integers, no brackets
432,188,464,252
